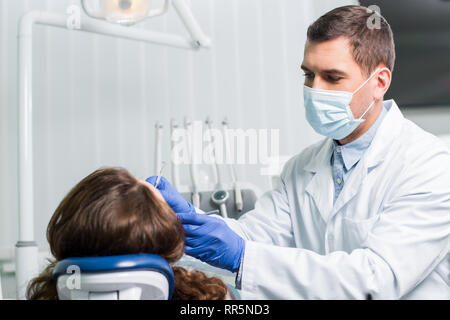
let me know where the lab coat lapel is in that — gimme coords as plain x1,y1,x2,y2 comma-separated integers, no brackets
304,100,404,223
331,100,404,217
304,139,334,223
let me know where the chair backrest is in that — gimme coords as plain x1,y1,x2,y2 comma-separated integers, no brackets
53,254,174,300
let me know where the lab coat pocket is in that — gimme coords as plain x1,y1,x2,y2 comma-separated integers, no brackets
341,214,380,250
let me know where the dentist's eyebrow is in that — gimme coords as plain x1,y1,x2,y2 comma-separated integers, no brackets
321,68,348,76
301,65,348,77
301,65,312,72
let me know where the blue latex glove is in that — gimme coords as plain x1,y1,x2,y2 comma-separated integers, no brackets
178,211,245,273
145,176,196,215
145,176,245,272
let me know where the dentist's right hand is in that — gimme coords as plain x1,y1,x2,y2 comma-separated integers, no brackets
145,176,245,273
177,211,245,272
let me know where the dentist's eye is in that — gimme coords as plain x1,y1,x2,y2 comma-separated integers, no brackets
303,73,314,79
327,75,343,82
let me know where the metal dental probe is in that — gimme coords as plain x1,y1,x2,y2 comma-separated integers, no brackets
154,161,167,189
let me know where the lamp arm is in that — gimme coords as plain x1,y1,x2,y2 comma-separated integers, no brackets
172,0,211,48
147,0,171,18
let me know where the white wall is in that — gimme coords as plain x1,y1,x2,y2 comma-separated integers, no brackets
0,0,358,257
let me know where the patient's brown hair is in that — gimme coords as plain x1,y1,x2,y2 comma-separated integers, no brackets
27,167,228,300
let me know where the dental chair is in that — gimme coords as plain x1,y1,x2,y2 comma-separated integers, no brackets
53,254,174,300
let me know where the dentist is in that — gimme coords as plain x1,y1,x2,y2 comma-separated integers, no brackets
147,5,450,299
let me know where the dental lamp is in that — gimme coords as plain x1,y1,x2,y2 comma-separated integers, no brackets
79,0,211,48
81,0,169,26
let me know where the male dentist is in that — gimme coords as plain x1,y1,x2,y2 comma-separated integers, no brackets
147,5,450,299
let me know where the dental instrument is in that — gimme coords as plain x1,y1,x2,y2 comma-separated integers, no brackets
211,190,229,219
205,117,229,218
154,161,167,189
205,117,219,183
16,0,211,299
184,117,200,209
222,118,243,212
170,119,182,190
204,210,220,215
155,121,163,175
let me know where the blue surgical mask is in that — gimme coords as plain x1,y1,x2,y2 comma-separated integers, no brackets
303,69,379,140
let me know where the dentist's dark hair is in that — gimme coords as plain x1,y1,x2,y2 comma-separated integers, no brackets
307,5,395,75
27,167,228,300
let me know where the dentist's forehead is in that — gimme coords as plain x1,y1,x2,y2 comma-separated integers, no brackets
303,37,360,74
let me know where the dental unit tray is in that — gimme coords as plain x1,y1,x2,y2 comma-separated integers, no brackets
53,254,174,300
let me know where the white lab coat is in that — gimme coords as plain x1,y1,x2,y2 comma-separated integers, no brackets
225,100,450,299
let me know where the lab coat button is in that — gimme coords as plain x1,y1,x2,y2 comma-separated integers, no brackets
336,177,342,185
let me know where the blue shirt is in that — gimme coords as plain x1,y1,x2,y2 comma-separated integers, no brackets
331,103,388,204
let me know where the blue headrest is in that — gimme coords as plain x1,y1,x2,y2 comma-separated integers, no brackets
53,254,175,299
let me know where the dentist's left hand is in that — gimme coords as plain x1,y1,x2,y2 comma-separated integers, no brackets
145,176,245,272
145,176,196,215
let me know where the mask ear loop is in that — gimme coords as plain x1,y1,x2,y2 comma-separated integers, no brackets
358,99,376,121
352,68,382,95
353,67,388,121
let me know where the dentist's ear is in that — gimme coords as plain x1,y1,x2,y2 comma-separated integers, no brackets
373,66,392,101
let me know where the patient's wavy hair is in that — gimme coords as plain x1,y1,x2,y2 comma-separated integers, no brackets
27,167,228,300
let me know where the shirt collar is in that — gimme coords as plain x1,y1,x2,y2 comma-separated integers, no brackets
333,101,388,171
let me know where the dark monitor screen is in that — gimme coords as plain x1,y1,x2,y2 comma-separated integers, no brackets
359,0,450,107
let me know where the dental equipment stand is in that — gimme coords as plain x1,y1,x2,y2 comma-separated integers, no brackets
184,117,200,209
179,189,258,220
222,118,243,213
205,118,229,218
16,0,210,300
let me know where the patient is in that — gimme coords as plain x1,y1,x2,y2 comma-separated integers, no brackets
27,167,232,300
